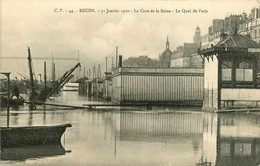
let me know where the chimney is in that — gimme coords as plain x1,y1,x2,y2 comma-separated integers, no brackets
119,55,122,68
116,47,118,69
220,30,228,41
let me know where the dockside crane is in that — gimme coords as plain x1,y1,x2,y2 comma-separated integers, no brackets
45,63,81,99
17,73,29,80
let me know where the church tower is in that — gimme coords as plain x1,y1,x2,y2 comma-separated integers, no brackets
166,36,170,50
193,26,201,45
159,36,173,68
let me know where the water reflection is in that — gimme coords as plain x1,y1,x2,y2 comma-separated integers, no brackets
1,144,67,161
118,111,203,142
1,91,260,165
201,113,260,166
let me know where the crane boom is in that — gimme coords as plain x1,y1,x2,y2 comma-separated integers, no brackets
45,62,81,98
17,73,29,79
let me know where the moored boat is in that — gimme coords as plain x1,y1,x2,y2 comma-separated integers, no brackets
1,95,24,107
63,83,79,91
1,123,72,148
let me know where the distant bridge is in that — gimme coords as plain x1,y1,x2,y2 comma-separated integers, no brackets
0,57,79,60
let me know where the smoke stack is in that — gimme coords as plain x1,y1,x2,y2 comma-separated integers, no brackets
119,55,122,68
116,47,118,69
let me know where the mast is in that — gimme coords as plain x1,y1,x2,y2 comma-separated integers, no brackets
44,61,47,91
28,47,36,109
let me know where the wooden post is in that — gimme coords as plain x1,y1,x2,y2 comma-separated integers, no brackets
112,57,114,70
232,55,236,88
7,73,10,127
253,55,257,88
44,61,47,91
218,55,222,109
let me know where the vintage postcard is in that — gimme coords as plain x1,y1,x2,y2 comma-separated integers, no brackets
1,0,260,165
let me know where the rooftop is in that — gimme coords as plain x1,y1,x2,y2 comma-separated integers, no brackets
199,33,260,55
216,33,260,48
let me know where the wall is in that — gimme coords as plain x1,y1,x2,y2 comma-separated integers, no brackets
111,74,121,102
78,82,87,95
221,88,260,107
103,79,112,100
171,58,183,68
203,54,219,111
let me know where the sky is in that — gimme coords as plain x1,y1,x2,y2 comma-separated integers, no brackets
0,0,259,79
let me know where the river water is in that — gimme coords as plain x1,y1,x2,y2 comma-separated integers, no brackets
1,91,260,166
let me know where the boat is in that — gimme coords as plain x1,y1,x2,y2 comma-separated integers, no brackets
63,83,79,91
1,123,72,148
1,95,24,107
0,84,25,107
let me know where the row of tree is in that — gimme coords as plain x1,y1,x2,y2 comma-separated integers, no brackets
123,55,171,68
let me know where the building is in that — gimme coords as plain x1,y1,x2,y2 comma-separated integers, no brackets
238,7,260,43
201,15,242,50
224,15,241,34
193,26,201,45
159,37,172,68
171,43,199,68
212,19,224,33
190,53,204,68
111,67,204,106
199,32,260,111
170,27,203,69
202,7,260,51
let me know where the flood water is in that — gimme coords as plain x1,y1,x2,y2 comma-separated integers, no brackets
1,91,260,166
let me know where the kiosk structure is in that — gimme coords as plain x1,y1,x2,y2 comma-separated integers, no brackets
199,33,260,111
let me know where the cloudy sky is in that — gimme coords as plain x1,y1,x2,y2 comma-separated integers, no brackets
0,0,258,79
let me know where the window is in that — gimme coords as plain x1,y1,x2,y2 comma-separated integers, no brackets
236,61,253,81
222,60,232,81
220,143,230,156
235,143,251,156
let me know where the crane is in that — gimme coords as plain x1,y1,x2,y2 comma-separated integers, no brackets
17,73,29,80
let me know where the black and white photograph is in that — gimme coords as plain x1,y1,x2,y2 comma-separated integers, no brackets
1,0,260,165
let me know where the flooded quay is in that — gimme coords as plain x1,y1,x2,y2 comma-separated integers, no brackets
0,91,260,166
